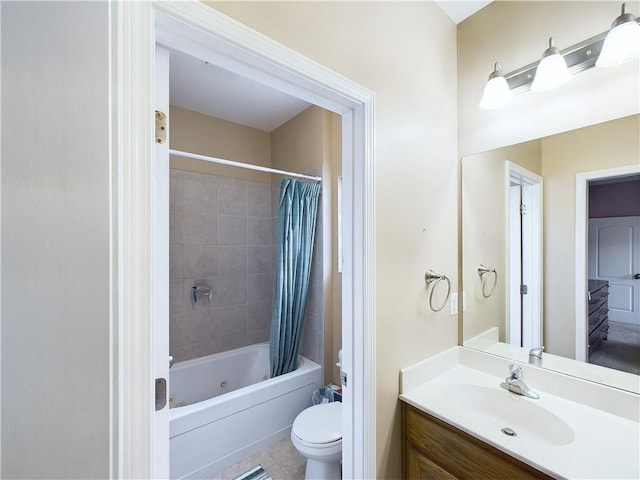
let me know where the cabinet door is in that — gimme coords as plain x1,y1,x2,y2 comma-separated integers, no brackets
407,447,457,480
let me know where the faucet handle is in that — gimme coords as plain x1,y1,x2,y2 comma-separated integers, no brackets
528,346,544,366
508,363,523,380
529,346,544,357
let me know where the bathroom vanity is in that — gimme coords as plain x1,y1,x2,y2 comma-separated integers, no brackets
399,347,640,479
403,403,551,479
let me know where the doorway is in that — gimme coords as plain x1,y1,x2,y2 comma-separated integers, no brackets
506,162,543,349
118,3,375,478
586,174,640,374
575,165,640,363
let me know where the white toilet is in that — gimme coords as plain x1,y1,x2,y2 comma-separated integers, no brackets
291,401,342,480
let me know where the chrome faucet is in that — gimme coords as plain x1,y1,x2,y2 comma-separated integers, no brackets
500,364,540,399
528,346,544,366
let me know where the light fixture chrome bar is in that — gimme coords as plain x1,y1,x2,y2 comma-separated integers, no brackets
503,18,639,95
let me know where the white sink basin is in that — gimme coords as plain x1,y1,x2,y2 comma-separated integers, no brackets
445,384,575,446
399,348,640,479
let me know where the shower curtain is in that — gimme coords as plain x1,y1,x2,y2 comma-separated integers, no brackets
269,178,321,377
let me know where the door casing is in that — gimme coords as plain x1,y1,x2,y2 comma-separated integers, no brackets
117,2,376,478
505,161,543,349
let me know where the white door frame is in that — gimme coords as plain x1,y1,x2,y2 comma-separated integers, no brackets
153,45,171,478
117,2,375,479
505,162,543,348
574,164,640,361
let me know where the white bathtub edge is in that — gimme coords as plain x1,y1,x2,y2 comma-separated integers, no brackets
179,426,293,480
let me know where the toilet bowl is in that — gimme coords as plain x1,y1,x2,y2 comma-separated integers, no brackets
291,402,342,480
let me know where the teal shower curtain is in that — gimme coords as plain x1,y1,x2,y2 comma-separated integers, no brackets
269,178,321,377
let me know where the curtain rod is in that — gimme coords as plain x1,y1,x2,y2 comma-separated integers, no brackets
169,149,322,183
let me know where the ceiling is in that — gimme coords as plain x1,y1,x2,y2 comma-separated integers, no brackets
169,49,311,133
169,2,493,131
433,1,493,24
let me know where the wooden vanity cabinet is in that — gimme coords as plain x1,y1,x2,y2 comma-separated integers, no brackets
402,402,554,480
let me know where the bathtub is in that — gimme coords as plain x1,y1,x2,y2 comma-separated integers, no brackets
169,343,322,479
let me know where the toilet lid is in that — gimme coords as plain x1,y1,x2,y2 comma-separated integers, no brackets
292,402,342,444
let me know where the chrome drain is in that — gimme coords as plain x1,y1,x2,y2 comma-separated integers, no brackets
219,381,228,390
501,427,517,437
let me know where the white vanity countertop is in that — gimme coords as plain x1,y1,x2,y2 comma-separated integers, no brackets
400,347,640,479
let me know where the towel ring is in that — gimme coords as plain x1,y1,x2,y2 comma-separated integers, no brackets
478,264,498,298
424,270,451,312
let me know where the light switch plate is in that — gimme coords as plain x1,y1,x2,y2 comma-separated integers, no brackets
450,292,458,316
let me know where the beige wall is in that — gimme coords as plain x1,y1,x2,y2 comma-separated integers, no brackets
169,105,272,182
542,114,640,357
1,2,111,477
209,3,459,477
458,1,640,157
462,140,541,341
272,106,325,175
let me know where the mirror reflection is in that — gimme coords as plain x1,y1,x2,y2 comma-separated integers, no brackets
461,114,640,393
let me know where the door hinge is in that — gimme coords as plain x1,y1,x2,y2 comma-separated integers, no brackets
155,110,167,144
520,203,527,216
155,377,167,411
520,284,528,295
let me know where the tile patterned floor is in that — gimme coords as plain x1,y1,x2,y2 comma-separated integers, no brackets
209,438,306,480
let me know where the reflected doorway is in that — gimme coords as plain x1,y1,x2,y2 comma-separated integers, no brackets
575,164,640,366
587,174,640,375
506,162,542,348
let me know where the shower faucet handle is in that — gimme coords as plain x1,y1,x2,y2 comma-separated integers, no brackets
192,282,213,303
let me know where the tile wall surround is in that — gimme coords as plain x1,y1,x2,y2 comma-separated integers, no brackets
171,168,323,365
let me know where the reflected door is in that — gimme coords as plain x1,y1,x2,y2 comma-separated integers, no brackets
589,216,640,325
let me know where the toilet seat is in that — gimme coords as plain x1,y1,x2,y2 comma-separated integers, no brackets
292,434,342,450
292,402,342,446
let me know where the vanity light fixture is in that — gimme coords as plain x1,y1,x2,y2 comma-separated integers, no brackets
478,2,639,108
596,2,640,68
479,62,512,109
530,37,571,92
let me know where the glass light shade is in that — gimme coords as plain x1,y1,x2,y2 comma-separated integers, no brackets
479,75,511,109
531,52,571,92
596,20,640,68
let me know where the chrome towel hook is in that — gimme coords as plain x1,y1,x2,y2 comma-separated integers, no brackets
478,264,498,298
424,270,451,312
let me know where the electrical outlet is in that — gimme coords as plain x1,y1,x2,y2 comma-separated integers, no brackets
450,292,458,316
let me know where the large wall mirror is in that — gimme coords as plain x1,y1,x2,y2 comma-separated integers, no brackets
461,114,639,394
